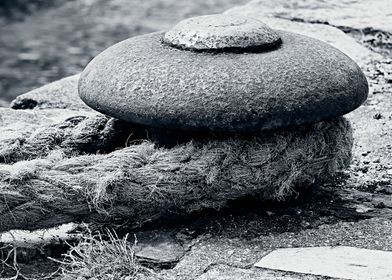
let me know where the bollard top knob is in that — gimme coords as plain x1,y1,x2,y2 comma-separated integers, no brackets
163,14,281,51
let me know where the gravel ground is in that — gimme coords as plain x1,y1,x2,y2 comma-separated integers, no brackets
0,0,248,105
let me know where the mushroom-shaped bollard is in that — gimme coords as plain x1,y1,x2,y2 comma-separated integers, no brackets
79,14,367,133
77,14,367,220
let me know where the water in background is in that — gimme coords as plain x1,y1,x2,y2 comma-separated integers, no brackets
0,0,248,106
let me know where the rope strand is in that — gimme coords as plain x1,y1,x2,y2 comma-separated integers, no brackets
0,114,352,232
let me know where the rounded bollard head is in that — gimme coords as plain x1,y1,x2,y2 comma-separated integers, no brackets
78,14,368,132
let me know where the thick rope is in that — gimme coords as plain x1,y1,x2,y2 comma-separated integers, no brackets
0,114,139,164
0,115,352,232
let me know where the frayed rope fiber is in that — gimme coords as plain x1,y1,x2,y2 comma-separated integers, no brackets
0,114,137,164
0,115,352,232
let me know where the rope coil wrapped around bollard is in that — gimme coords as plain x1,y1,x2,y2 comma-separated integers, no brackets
0,13,367,232
0,114,352,232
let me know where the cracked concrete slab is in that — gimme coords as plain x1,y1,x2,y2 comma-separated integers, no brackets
153,218,392,279
254,246,392,280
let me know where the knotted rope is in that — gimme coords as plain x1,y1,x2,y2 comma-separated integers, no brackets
0,113,352,232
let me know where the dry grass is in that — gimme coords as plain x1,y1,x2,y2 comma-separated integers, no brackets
52,228,155,280
0,228,159,280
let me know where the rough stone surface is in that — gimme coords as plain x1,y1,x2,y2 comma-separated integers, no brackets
79,31,367,132
226,0,392,59
165,218,392,279
223,15,383,67
227,0,392,34
197,265,320,280
10,74,90,110
134,230,188,267
163,14,281,51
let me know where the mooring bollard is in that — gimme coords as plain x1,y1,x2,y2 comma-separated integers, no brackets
79,13,367,132
76,13,368,223
0,14,368,232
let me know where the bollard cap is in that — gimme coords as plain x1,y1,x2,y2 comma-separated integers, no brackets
163,14,281,51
